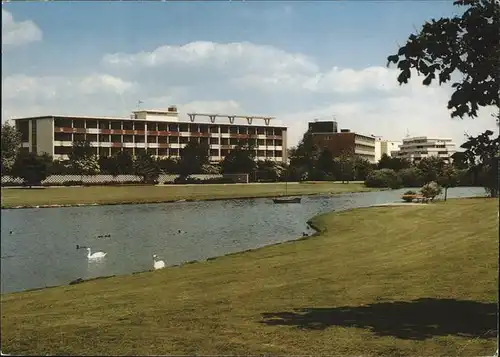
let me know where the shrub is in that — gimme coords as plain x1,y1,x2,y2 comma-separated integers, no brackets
365,169,402,188
398,167,425,187
402,190,418,202
420,181,443,201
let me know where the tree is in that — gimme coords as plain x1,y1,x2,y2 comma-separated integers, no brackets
417,156,446,184
115,151,135,175
68,140,99,175
98,156,120,177
451,151,470,170
437,164,460,200
255,160,285,182
221,140,256,175
315,149,335,180
398,167,425,187
158,157,180,174
288,130,322,179
334,153,356,183
178,140,209,177
353,156,373,181
1,121,22,175
134,152,161,184
460,129,499,197
387,0,500,119
11,152,52,187
421,181,443,202
377,154,411,171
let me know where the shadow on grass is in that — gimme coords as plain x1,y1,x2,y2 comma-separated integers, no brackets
260,298,498,340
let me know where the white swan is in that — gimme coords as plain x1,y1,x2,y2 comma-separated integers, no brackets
153,254,165,270
87,247,107,260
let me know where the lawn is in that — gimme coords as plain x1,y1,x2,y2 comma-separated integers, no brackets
0,182,372,208
1,198,497,356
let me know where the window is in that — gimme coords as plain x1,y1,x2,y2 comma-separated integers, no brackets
190,124,199,133
158,148,168,156
135,135,145,143
169,148,179,156
134,122,145,131
158,123,168,131
179,136,189,144
87,134,98,142
73,119,85,129
168,136,178,144
210,149,219,157
99,147,109,157
55,133,72,141
123,135,134,143
123,121,133,130
168,124,178,132
221,138,229,145
74,133,85,142
86,120,98,129
54,146,71,155
147,136,157,143
158,136,168,144
210,137,219,145
179,124,189,132
110,121,121,130
209,125,219,134
111,135,121,143
148,123,158,131
99,120,110,129
99,134,110,142
220,126,229,134
229,126,238,134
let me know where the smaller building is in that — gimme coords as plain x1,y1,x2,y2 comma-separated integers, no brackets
375,138,402,162
397,136,456,163
308,121,376,163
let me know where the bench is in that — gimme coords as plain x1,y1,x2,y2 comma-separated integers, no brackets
401,194,429,203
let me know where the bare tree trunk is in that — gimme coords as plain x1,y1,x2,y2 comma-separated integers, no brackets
444,187,448,201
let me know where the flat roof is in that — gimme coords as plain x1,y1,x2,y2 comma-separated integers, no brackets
11,114,287,128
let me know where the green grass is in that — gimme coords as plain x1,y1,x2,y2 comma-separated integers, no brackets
0,182,373,208
1,198,498,356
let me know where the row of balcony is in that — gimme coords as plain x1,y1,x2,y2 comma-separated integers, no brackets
54,127,283,140
53,120,284,136
52,141,283,151
52,145,284,159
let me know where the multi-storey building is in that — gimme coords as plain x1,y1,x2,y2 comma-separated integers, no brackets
308,120,376,163
396,136,456,163
12,106,288,163
375,138,402,162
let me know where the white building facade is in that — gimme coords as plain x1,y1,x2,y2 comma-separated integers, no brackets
375,138,402,162
396,136,456,163
12,107,288,163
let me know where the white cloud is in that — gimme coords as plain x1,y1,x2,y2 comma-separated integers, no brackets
2,9,42,47
3,40,497,149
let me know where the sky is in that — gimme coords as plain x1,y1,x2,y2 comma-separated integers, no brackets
2,1,497,148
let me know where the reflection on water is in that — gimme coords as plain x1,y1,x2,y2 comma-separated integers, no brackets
0,187,486,293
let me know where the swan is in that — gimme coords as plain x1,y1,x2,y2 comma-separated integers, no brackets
153,254,165,270
87,247,107,260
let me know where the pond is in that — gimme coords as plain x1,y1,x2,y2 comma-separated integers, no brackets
0,187,486,294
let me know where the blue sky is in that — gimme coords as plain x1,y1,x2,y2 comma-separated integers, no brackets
2,1,495,147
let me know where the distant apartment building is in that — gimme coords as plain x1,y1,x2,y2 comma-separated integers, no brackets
375,138,402,162
308,120,376,163
396,136,456,163
12,106,288,163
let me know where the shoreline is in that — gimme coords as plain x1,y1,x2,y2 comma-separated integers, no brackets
0,188,376,210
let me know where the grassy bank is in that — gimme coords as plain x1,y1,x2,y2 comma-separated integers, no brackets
0,182,372,208
1,198,498,356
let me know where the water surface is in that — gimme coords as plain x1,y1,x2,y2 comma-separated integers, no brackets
1,187,486,294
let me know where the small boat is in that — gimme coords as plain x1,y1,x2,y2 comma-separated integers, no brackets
273,197,302,204
272,173,302,204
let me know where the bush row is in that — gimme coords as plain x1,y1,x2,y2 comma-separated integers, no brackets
364,168,474,188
